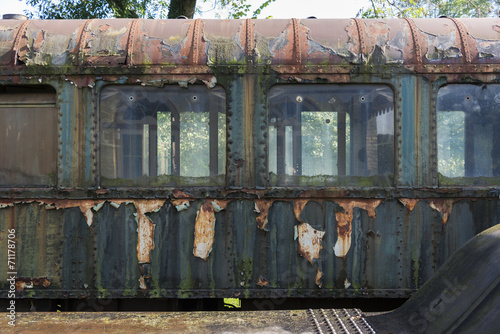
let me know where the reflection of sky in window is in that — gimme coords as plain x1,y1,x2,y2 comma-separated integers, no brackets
376,108,394,135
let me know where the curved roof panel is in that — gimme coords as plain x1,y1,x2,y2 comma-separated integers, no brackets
1,18,500,73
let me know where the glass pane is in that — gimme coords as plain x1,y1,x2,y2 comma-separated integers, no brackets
0,86,57,187
437,85,500,185
100,85,226,186
268,85,394,186
180,111,209,177
437,112,465,178
301,111,338,176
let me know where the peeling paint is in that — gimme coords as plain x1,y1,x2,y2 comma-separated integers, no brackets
296,222,325,264
172,199,190,212
256,276,269,287
315,268,323,288
429,199,457,225
333,199,383,258
399,198,419,212
193,200,230,261
254,200,273,231
111,200,165,264
293,199,310,224
15,277,50,292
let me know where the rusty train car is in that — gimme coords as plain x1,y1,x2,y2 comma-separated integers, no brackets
0,16,499,311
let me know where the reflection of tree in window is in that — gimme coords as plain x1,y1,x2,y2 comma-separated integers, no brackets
268,85,394,186
437,85,500,185
100,86,226,186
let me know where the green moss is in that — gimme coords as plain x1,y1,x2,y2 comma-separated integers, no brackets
269,172,393,187
438,173,500,186
101,174,225,187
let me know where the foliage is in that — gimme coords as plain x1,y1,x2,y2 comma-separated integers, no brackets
203,0,276,19
25,0,171,19
24,0,275,19
357,0,500,18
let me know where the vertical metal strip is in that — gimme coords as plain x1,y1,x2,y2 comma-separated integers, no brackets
245,18,255,55
353,18,366,63
449,17,472,64
77,19,94,66
292,18,301,64
403,18,422,67
12,20,30,66
192,18,202,64
126,19,141,66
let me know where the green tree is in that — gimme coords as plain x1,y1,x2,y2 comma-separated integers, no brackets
357,0,500,18
24,0,276,19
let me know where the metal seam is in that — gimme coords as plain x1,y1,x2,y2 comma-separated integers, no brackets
126,18,141,66
245,18,255,55
12,20,30,66
292,18,301,64
192,18,202,64
77,19,94,66
403,18,422,66
449,17,472,64
353,18,366,63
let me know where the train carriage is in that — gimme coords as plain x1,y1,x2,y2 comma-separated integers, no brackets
0,16,499,310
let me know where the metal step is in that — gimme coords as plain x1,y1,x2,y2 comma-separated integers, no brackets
308,308,378,334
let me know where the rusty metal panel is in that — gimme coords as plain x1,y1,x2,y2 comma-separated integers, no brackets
461,18,500,64
360,19,411,65
16,20,85,66
303,19,359,65
0,196,498,299
204,19,247,65
412,18,464,65
0,19,25,66
134,19,197,65
81,19,132,66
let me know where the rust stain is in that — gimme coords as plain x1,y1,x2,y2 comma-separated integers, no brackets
15,277,50,292
0,199,105,227
256,276,269,287
254,200,273,231
399,198,419,212
171,189,194,212
429,199,457,225
315,268,323,288
333,199,383,258
296,223,325,264
99,24,111,32
111,199,165,264
293,199,310,223
171,199,191,212
139,276,147,290
193,200,229,261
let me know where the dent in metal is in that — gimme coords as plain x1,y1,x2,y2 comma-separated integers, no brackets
193,199,230,261
333,199,383,258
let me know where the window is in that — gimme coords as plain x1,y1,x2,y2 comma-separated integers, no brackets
0,86,57,187
100,85,226,186
268,85,394,186
437,84,500,185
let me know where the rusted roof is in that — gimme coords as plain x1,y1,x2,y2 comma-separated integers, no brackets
1,18,500,73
